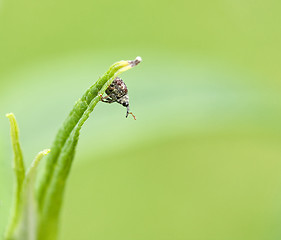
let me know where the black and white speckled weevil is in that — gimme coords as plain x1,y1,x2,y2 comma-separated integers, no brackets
100,77,136,120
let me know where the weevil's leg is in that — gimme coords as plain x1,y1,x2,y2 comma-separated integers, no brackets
103,98,115,103
99,94,108,101
99,94,115,103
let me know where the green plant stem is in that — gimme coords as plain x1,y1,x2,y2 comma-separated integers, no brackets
5,113,25,240
18,149,50,240
36,57,142,240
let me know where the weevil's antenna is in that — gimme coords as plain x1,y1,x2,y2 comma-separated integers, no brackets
126,106,136,120
128,112,136,120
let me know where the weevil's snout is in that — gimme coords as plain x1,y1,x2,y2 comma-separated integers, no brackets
125,103,136,120
116,94,135,119
126,106,130,118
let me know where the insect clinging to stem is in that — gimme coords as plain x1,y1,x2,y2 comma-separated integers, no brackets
99,77,136,120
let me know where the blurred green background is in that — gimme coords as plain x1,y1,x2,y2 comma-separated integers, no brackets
1,0,281,239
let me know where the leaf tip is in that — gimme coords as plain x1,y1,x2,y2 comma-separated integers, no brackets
42,149,51,155
6,112,14,118
135,56,142,63
129,56,142,67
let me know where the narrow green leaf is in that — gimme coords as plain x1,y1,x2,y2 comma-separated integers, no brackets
5,113,25,240
36,57,142,240
10,150,50,240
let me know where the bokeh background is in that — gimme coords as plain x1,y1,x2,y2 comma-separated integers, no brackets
1,0,281,239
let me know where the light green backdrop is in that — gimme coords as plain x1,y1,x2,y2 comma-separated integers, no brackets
1,0,281,239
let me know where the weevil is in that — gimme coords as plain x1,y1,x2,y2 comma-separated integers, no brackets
100,77,136,120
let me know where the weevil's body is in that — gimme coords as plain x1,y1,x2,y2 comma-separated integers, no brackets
100,77,135,119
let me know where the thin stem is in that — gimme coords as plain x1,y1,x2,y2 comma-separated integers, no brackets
36,57,142,240
5,113,25,240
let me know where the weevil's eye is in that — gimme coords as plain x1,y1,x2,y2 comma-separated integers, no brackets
122,101,129,107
